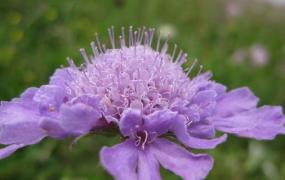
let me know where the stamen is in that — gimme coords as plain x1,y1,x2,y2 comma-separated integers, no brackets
149,28,155,47
119,35,125,48
160,34,169,55
141,130,148,150
139,27,146,44
177,53,187,66
121,26,126,46
90,41,99,58
137,28,141,45
108,27,115,49
129,26,133,47
186,58,198,76
66,57,76,68
174,50,183,63
198,65,203,75
171,44,177,61
95,32,103,53
134,31,138,46
111,26,115,48
144,31,149,46
156,31,161,51
102,44,107,52
134,130,149,150
80,48,90,64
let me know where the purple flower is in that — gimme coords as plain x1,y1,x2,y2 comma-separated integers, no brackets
1,26,284,179
100,109,213,180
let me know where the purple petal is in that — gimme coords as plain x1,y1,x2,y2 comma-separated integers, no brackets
214,87,258,117
0,144,25,160
49,68,74,85
9,88,39,109
19,87,39,100
188,120,216,139
172,115,227,149
33,85,68,114
69,94,100,109
0,102,45,145
214,106,285,140
40,117,67,139
100,140,138,180
152,138,213,180
191,90,217,119
138,150,161,180
144,110,177,136
59,103,101,136
119,108,142,136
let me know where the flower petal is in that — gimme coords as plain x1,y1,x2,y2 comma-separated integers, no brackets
0,102,45,145
152,138,213,180
191,89,217,118
0,144,25,160
188,120,216,139
119,108,142,136
59,103,101,136
138,150,161,180
172,115,227,149
33,85,68,114
49,68,74,85
40,117,67,139
100,140,138,180
144,110,177,136
214,87,258,117
19,87,39,100
214,106,285,140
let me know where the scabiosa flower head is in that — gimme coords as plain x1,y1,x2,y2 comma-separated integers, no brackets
1,26,285,180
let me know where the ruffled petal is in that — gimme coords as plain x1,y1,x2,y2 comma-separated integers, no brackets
19,87,39,100
0,102,45,145
0,144,25,160
152,138,213,180
8,87,39,109
138,150,161,180
40,117,67,139
100,140,138,180
188,120,216,139
33,85,68,114
172,115,227,149
119,108,142,136
144,110,177,136
49,68,74,86
191,89,217,119
59,103,101,136
214,87,258,117
214,106,285,140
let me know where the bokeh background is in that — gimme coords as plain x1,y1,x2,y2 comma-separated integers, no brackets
0,0,285,179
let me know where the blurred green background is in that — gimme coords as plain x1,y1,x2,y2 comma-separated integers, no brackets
0,0,285,179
